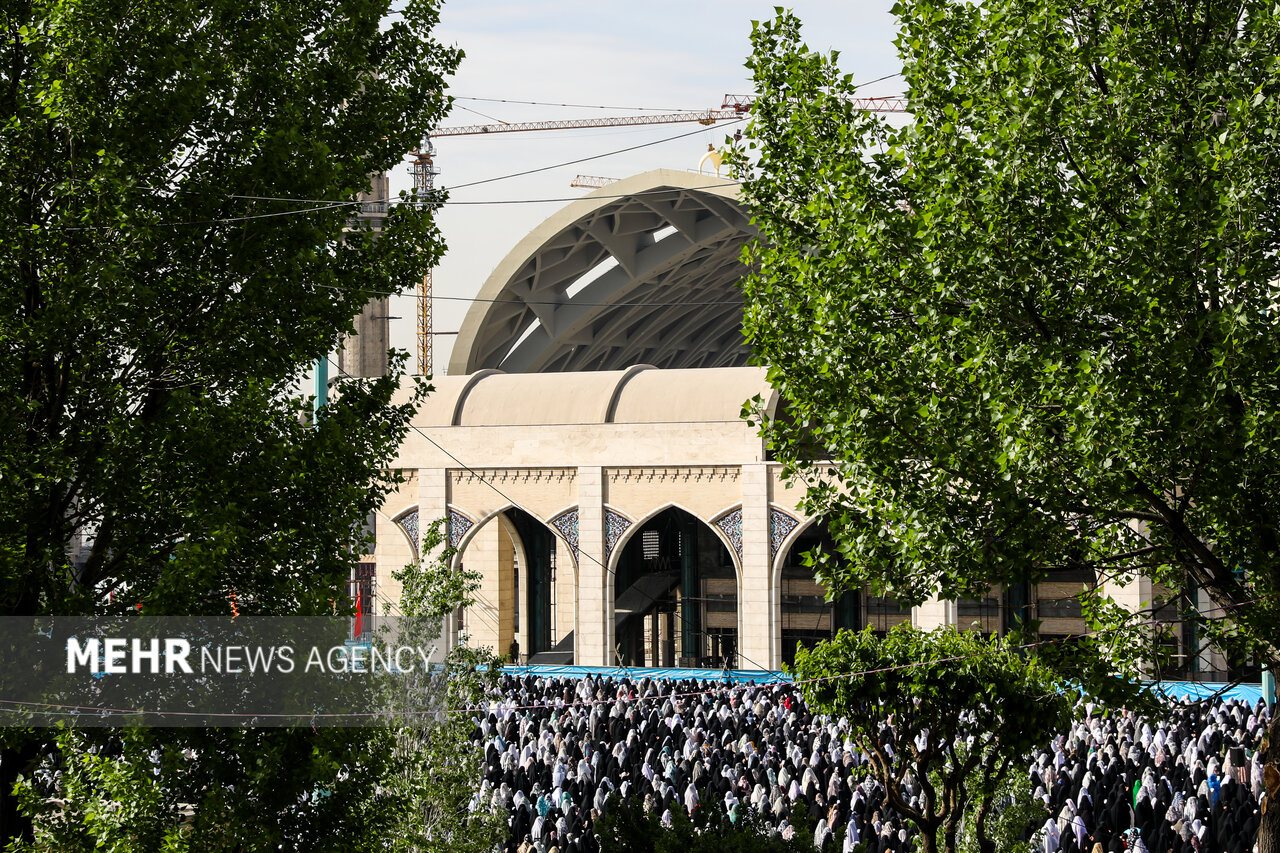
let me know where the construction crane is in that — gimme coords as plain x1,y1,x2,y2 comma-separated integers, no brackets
429,108,744,138
410,94,908,375
428,95,906,138
570,175,618,189
409,140,438,376
720,93,908,113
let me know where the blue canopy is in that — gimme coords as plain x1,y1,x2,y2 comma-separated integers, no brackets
502,665,785,685
502,665,1264,705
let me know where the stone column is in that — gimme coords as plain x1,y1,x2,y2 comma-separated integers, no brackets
576,467,609,666
1196,585,1215,675
465,522,508,656
555,538,576,651
377,468,447,654
417,467,448,565
1101,575,1154,617
739,464,773,670
913,595,954,630
417,467,450,656
1103,574,1155,676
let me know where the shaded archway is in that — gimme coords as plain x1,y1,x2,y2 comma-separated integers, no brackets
504,507,563,662
773,517,911,667
611,507,738,668
452,506,576,664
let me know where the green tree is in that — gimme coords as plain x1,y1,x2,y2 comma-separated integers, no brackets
957,772,1045,853
14,526,502,852
793,626,1071,853
383,518,506,853
732,3,1280,844
0,0,463,843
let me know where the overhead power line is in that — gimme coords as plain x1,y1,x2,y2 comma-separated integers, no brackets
313,282,746,309
442,121,745,190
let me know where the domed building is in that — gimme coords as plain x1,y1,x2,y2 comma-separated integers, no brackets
365,169,1185,674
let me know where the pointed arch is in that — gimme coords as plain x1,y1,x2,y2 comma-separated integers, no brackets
447,504,500,562
449,503,575,663
709,504,744,567
607,503,741,668
770,512,868,668
546,504,581,571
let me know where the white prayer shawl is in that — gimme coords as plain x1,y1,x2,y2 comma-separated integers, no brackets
814,819,830,850
1041,817,1060,853
845,815,860,846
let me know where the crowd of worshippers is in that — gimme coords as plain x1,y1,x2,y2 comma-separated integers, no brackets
471,673,1270,853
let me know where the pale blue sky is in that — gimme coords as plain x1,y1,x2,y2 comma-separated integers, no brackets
389,1,904,367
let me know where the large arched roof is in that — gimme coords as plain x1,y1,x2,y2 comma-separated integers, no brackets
448,169,754,375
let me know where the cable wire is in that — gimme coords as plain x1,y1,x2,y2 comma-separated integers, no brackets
442,120,745,191
230,180,739,208
313,281,744,309
852,72,903,88
454,103,511,124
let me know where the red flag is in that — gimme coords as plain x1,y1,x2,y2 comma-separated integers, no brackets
353,587,363,639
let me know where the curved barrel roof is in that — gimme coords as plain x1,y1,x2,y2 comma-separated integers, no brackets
412,365,776,427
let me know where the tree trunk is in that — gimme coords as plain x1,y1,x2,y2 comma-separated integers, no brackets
973,795,996,853
914,824,940,853
943,823,959,853
1260,711,1280,853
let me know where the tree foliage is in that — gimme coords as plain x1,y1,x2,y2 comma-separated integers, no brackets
793,626,1072,853
385,518,505,853
733,3,1280,656
734,3,1280,845
0,0,465,843
1,0,456,618
12,526,503,852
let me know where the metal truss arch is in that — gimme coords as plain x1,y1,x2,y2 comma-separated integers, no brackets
449,169,755,375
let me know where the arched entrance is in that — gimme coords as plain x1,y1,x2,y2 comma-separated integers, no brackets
453,507,576,664
505,507,561,661
612,507,738,668
776,518,865,668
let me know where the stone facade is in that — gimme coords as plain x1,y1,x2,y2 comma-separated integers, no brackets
369,367,1125,671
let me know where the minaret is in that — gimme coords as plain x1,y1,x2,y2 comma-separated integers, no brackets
338,173,391,377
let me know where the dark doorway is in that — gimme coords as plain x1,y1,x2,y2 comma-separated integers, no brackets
779,519,861,667
506,508,555,657
613,508,737,668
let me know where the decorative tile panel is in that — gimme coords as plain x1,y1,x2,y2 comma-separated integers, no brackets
604,510,632,564
769,508,799,561
396,510,420,555
713,508,743,564
448,509,474,550
550,509,580,563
